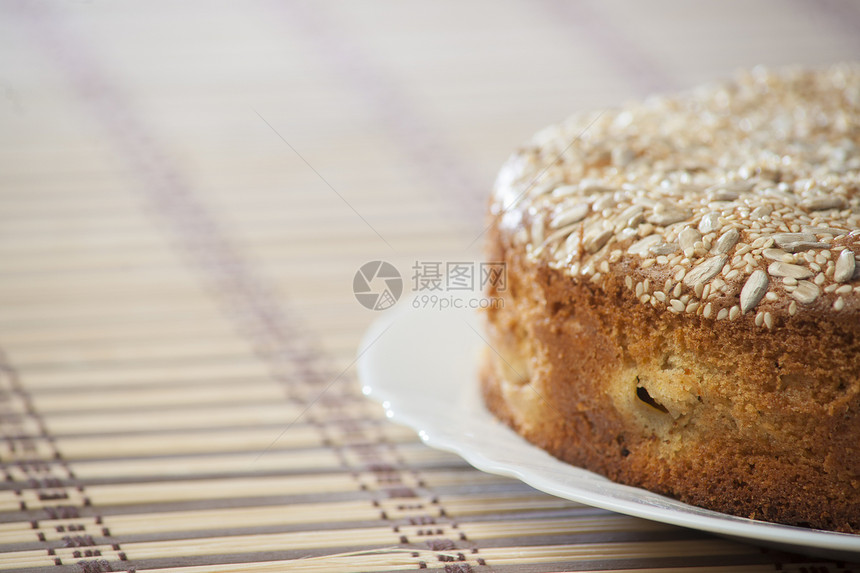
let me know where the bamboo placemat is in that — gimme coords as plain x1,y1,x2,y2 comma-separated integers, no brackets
2,1,859,571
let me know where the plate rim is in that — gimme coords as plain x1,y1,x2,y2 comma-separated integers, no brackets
357,299,860,555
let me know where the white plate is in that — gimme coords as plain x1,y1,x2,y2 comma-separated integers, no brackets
357,298,860,560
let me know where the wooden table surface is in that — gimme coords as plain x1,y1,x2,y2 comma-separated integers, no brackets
1,1,859,571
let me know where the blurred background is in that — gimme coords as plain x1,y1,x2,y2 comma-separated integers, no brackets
1,1,859,571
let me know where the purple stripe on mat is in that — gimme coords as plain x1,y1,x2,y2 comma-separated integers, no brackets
265,1,489,222
0,350,125,568
13,3,482,569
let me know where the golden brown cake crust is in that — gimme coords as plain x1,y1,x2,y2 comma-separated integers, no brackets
482,65,860,533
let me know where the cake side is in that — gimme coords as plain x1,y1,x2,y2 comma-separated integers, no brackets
483,217,860,531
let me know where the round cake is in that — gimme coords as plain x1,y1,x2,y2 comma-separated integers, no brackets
481,64,860,532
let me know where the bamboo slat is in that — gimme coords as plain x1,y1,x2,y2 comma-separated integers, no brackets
2,1,859,571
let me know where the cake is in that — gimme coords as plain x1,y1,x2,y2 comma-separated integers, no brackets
481,65,860,532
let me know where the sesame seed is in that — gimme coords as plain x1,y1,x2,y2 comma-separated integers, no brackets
789,301,797,316
670,299,685,313
703,302,713,318
764,312,774,329
717,308,729,320
836,284,853,295
834,297,846,311
755,311,765,327
729,305,740,321
625,276,634,290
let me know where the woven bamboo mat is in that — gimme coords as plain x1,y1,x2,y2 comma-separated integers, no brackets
1,1,859,571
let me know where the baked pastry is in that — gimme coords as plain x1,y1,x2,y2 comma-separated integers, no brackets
481,65,860,532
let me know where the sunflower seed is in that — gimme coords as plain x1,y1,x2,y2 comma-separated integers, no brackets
780,241,830,252
698,212,721,234
684,255,727,288
762,248,787,261
612,146,635,167
834,249,856,283
715,228,739,254
584,228,613,253
802,196,846,211
613,205,645,229
791,280,820,304
679,227,702,256
750,205,774,219
767,261,813,280
649,242,679,256
647,209,690,226
580,179,614,193
740,270,769,314
628,234,662,257
550,203,590,228
802,225,849,235
773,232,814,248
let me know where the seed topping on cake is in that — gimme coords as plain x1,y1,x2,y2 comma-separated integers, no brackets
492,65,860,326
